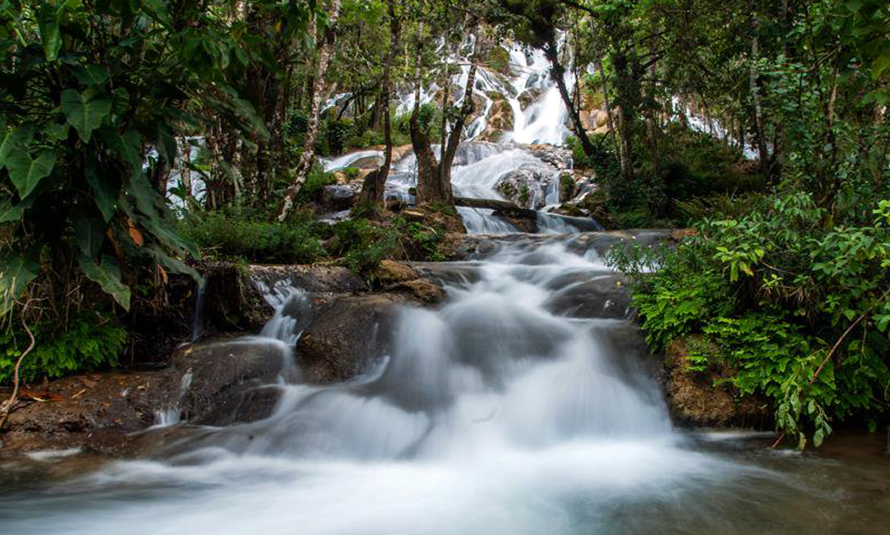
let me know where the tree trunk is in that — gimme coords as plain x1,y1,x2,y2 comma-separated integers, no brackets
749,31,771,181
277,0,342,221
411,20,481,206
543,36,597,159
593,53,620,161
360,0,400,204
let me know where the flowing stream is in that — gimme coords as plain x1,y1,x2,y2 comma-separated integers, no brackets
1,234,888,534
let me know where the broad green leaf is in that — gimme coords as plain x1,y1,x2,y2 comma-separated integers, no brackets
37,4,62,61
6,149,57,198
86,164,119,222
0,123,37,169
0,251,40,317
147,244,200,281
72,64,110,87
77,254,131,310
75,215,106,257
61,89,112,142
0,194,37,223
101,127,142,176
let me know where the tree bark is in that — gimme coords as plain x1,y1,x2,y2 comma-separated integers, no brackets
360,0,400,204
749,31,771,181
277,0,342,221
543,35,597,159
411,19,482,206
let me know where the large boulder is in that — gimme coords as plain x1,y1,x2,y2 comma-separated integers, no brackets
544,272,631,319
172,339,292,426
480,96,514,142
297,293,417,384
319,184,360,212
495,165,558,209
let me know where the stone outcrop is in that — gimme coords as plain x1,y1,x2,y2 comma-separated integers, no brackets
0,371,176,456
663,336,769,428
296,293,413,384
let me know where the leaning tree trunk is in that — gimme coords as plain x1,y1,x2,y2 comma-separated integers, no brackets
360,0,400,205
411,20,481,206
543,35,597,160
436,30,482,203
277,0,342,221
358,5,399,204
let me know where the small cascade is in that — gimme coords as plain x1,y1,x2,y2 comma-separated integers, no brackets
321,150,384,172
152,368,193,428
189,275,209,342
255,279,311,346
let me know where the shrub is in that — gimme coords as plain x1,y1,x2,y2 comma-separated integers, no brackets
0,313,127,385
331,219,399,275
610,194,890,448
299,166,337,202
180,209,325,264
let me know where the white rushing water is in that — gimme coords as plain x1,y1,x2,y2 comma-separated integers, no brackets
0,236,800,535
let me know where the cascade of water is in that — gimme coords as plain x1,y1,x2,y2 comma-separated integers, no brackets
189,275,209,342
3,234,808,535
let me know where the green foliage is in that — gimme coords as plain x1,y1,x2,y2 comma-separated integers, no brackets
321,117,356,156
299,167,338,202
519,184,530,205
331,219,400,275
487,45,512,74
395,217,447,262
610,242,733,351
343,167,361,181
180,209,325,264
611,192,890,448
0,313,127,385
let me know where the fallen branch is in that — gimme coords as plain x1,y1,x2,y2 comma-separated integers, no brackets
454,197,536,218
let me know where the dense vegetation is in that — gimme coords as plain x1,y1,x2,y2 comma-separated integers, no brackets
1,0,888,445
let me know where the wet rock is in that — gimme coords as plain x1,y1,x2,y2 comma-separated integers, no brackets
389,279,445,304
448,230,675,261
664,336,769,428
493,213,538,233
518,87,542,109
373,259,419,286
408,262,482,288
0,371,176,456
544,273,631,319
173,339,290,426
319,184,359,212
481,98,514,141
495,165,558,209
297,294,414,384
527,145,573,170
249,264,367,295
348,155,384,170
371,260,446,303
201,264,367,335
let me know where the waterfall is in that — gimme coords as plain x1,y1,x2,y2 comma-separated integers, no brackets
3,230,815,535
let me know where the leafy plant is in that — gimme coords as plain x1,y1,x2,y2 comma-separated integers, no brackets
611,193,890,448
180,209,325,264
0,313,127,385
331,219,400,275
